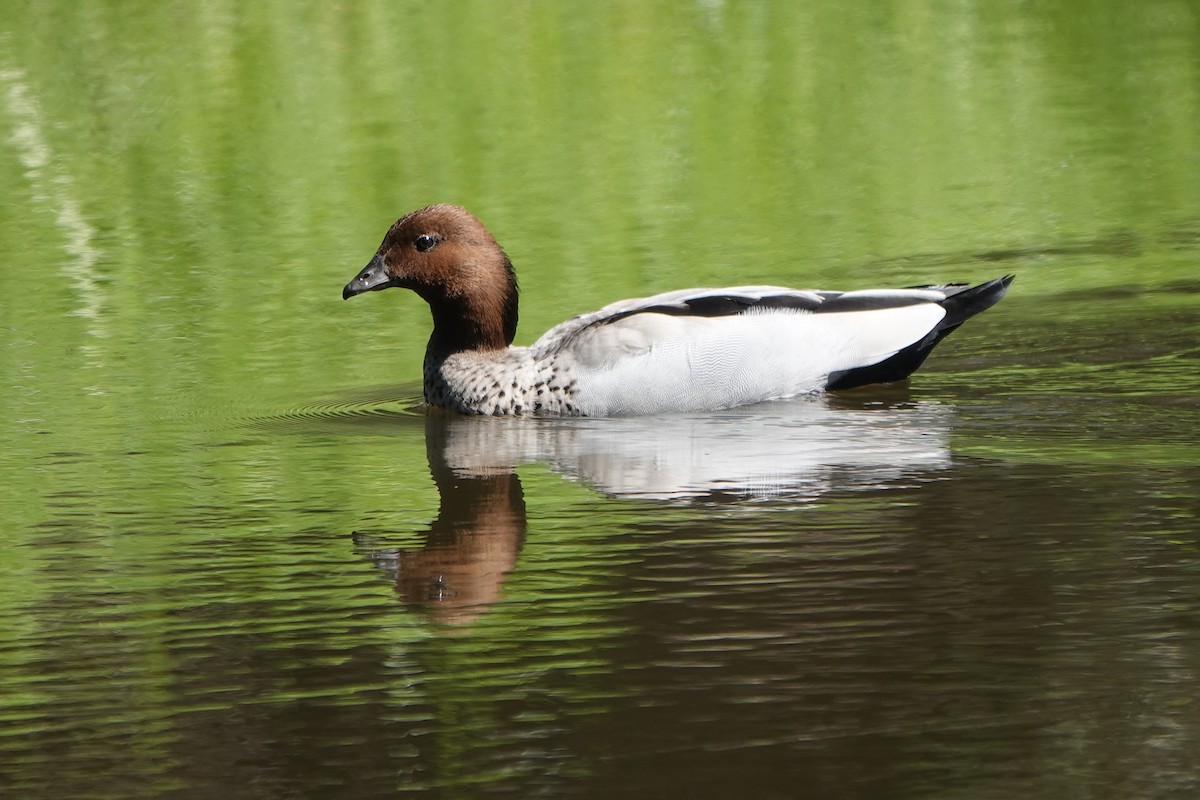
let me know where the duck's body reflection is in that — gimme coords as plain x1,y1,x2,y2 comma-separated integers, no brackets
355,393,953,623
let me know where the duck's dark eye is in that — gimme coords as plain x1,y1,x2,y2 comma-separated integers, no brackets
414,234,439,253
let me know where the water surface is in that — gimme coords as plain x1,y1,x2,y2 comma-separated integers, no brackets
2,2,1200,798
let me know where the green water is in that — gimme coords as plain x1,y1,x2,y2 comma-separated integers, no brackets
2,2,1199,797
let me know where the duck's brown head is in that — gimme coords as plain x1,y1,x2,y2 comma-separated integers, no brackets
343,204,519,351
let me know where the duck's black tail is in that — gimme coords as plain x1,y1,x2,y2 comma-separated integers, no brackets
826,275,1014,391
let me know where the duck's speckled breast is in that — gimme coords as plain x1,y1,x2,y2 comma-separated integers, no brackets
424,347,583,416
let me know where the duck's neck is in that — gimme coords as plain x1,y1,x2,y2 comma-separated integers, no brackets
421,263,519,359
426,298,511,358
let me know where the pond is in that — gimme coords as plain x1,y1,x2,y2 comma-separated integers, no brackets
2,2,1199,798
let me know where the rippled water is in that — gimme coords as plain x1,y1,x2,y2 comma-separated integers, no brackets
3,2,1200,798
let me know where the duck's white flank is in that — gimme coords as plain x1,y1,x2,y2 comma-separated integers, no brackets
342,205,1013,417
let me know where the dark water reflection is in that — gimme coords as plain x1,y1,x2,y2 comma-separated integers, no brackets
329,386,1200,799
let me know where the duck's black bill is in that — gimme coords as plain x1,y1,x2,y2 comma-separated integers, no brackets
343,256,391,299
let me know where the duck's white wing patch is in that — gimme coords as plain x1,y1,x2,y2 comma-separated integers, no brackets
563,303,946,416
566,312,683,366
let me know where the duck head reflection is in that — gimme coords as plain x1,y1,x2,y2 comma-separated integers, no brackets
353,412,526,625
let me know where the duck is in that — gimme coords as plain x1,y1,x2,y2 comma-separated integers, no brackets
342,204,1013,417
